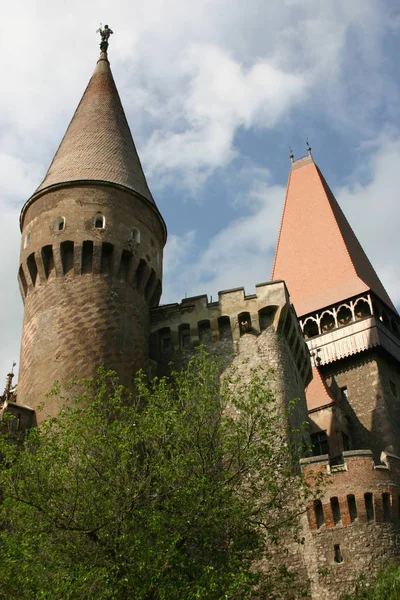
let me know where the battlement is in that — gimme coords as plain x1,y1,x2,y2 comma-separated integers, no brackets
18,240,162,308
301,449,400,530
150,280,311,385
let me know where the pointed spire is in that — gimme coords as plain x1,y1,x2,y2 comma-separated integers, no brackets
272,155,396,316
34,38,155,206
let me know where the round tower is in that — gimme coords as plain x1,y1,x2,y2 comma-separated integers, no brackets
17,40,166,421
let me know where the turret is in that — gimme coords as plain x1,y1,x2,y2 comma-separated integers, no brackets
17,32,166,421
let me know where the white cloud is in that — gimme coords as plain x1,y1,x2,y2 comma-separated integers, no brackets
337,133,400,307
142,44,306,191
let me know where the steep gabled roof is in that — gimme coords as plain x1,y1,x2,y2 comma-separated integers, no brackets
35,50,155,205
272,155,396,316
306,367,335,411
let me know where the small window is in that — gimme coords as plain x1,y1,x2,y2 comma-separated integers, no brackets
218,316,232,340
179,324,191,348
132,228,141,244
311,431,329,456
340,386,348,401
159,328,172,354
94,214,105,229
383,493,391,522
334,544,343,564
365,493,375,522
330,497,341,526
342,432,350,451
314,500,324,528
24,232,31,249
53,216,65,232
238,312,251,335
390,380,398,398
347,495,357,522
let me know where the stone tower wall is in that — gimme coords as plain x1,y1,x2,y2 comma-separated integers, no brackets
301,450,400,599
322,350,400,459
150,281,311,434
18,183,165,421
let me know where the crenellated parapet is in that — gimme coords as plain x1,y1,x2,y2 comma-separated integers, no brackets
301,449,400,530
19,239,161,309
150,280,311,385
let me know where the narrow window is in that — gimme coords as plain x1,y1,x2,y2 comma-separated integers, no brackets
53,216,65,232
150,280,162,308
179,324,191,348
334,544,343,564
118,249,132,281
94,214,105,229
383,493,391,522
238,312,251,335
259,306,278,331
159,328,172,354
18,266,28,297
82,241,94,274
24,232,31,249
41,245,54,279
311,431,329,456
27,253,38,286
198,320,211,342
314,500,324,528
218,316,232,340
364,493,375,522
347,495,357,523
132,228,141,244
145,269,157,302
135,259,147,288
100,243,114,275
60,241,74,275
330,497,341,526
340,386,348,401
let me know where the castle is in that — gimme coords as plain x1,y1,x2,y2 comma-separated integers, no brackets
2,34,400,599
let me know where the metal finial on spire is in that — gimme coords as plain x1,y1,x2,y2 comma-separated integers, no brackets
289,145,294,164
97,23,114,52
3,361,16,403
306,139,312,157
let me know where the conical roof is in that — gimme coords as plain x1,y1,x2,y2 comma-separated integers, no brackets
34,50,155,205
272,155,396,316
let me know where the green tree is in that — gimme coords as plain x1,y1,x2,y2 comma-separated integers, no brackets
342,566,400,600
0,349,317,599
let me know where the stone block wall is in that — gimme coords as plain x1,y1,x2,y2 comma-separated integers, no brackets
18,183,165,421
301,450,400,599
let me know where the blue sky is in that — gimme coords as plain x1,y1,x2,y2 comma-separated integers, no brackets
1,0,400,382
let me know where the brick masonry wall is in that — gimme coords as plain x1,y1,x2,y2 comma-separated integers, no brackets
301,452,400,599
18,183,165,422
322,350,400,459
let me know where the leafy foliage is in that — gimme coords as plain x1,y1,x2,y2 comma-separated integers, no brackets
342,566,400,600
0,349,316,599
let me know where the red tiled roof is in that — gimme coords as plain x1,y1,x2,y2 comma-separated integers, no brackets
35,51,155,205
272,155,396,316
306,367,335,411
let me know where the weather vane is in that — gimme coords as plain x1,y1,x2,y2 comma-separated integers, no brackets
306,139,312,157
289,145,294,164
97,23,114,52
